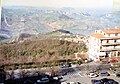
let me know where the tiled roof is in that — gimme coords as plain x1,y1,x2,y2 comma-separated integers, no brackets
102,29,120,34
90,33,104,38
90,33,120,39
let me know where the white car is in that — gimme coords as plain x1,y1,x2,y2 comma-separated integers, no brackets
61,82,67,84
88,73,98,78
53,75,63,80
36,77,49,83
53,76,58,80
69,82,76,84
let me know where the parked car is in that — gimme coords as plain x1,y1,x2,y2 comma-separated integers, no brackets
76,82,81,84
100,78,119,84
88,73,98,78
106,79,119,84
116,73,120,77
91,79,102,84
57,75,63,79
52,74,63,80
53,76,59,80
99,72,110,76
100,78,110,82
24,80,33,84
61,82,67,84
60,63,71,68
35,76,49,84
109,59,118,63
68,82,76,84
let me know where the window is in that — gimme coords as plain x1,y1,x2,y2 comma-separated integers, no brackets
106,40,109,43
115,33,118,36
118,52,120,56
100,40,102,43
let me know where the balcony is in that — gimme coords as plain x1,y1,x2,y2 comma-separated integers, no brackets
101,42,120,46
100,48,120,52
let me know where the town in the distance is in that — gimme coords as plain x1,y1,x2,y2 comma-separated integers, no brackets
0,3,120,84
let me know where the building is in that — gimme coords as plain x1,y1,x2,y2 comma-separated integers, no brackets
60,35,85,43
87,28,120,61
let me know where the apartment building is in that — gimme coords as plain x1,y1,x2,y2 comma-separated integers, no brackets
87,28,120,61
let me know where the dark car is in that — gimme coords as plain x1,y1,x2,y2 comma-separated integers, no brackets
99,72,110,76
100,78,119,84
76,82,81,84
100,78,109,82
102,79,119,84
107,79,119,84
24,80,34,84
116,73,120,77
91,79,102,84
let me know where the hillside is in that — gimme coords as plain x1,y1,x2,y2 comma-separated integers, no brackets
0,39,87,65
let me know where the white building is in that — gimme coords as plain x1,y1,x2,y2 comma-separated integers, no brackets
88,28,120,61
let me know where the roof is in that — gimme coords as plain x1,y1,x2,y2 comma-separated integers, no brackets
90,33,104,38
89,33,120,39
102,29,120,34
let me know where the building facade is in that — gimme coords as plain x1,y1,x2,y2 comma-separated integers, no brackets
88,28,120,61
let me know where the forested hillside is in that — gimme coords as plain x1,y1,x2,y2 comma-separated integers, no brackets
0,39,87,64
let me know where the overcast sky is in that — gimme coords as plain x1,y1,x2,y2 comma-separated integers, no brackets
2,0,113,8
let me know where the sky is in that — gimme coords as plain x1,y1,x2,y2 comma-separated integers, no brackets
2,0,113,8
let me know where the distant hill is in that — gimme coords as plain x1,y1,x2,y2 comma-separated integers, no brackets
0,36,8,41
54,29,72,34
46,29,73,36
59,14,73,20
1,6,120,42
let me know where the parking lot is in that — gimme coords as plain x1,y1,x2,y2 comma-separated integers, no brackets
2,62,120,84
60,64,120,84
61,74,120,84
